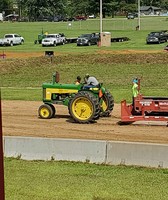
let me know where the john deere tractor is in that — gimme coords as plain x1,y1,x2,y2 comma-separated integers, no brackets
34,31,47,44
38,72,114,123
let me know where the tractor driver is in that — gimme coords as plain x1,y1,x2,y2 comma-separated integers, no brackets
84,73,99,88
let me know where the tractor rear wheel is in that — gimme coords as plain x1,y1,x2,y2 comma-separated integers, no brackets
100,90,114,117
68,91,100,123
38,104,54,119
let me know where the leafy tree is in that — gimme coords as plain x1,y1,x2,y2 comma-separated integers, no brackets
22,0,67,21
0,0,14,15
2,0,168,20
87,0,99,16
104,1,119,18
161,0,168,10
68,0,89,16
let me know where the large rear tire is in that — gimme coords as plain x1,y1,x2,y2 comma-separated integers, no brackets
100,90,114,117
68,91,100,123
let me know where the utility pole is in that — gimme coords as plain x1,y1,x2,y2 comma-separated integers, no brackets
138,0,141,30
100,0,103,34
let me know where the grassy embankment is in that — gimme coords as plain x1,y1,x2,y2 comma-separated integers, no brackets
1,53,168,103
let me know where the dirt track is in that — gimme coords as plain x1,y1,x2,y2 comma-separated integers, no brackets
2,100,168,144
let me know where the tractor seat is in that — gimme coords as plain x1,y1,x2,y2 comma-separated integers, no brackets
83,84,100,90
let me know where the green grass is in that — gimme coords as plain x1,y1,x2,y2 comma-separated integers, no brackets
1,54,168,102
5,158,168,200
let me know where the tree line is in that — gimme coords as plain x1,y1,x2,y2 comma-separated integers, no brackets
0,0,168,21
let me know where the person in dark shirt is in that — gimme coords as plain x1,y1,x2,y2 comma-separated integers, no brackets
75,76,81,85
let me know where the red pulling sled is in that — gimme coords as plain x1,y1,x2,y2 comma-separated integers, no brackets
121,79,168,125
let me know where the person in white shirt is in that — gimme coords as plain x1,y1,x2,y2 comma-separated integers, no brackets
84,73,99,88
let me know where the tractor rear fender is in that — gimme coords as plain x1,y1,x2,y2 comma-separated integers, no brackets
100,86,106,93
98,86,106,98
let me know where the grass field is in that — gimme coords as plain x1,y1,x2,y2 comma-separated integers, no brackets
0,17,168,102
0,16,168,53
1,53,168,102
5,158,168,200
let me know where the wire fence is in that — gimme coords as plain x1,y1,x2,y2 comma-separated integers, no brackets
66,17,168,31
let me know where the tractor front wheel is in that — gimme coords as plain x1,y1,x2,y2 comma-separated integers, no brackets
49,104,56,117
68,92,100,123
38,104,55,119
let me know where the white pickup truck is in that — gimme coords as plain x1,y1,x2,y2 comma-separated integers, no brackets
41,33,66,47
0,34,24,46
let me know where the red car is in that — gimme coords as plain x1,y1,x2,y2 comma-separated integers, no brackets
75,16,87,20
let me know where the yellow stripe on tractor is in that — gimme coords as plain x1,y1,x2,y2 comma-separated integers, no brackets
45,88,78,100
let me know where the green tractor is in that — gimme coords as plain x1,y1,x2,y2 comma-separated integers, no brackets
34,31,47,44
38,72,114,123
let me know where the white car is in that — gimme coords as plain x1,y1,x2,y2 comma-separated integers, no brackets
0,34,24,46
42,33,66,47
88,15,95,19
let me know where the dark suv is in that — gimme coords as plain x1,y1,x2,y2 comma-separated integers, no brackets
77,33,100,46
126,13,138,19
146,31,168,44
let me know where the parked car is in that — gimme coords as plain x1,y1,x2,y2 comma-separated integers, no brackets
146,31,168,44
41,33,66,47
67,17,76,21
53,16,66,22
77,33,100,46
127,14,134,19
75,16,87,20
88,14,96,19
0,33,24,46
126,13,138,19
